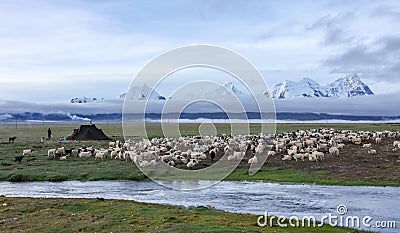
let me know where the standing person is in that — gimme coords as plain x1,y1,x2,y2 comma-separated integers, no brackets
48,128,52,139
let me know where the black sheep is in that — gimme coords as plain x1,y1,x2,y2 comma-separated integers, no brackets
210,150,216,161
15,155,24,163
9,137,16,143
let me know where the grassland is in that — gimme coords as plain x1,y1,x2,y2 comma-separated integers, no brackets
0,196,369,233
0,123,399,185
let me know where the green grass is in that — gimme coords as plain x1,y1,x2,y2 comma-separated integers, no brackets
0,123,399,185
0,196,369,233
225,168,400,186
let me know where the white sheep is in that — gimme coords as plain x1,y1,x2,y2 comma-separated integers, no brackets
95,151,106,161
248,156,258,164
139,160,150,167
292,154,303,161
393,141,400,147
228,151,244,161
79,151,92,159
353,138,362,145
267,151,276,157
47,149,56,159
22,149,32,156
281,154,292,161
375,138,382,144
314,151,324,162
56,147,65,156
110,150,119,159
329,147,339,156
368,149,377,155
362,143,372,148
186,159,199,168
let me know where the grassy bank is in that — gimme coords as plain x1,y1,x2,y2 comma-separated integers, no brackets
225,168,400,186
0,196,368,233
0,123,399,186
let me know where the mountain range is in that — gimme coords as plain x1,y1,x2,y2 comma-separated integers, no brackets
265,73,374,99
69,74,373,103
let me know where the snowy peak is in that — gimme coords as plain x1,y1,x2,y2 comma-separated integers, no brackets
70,97,102,103
328,74,374,97
122,83,166,100
270,74,374,99
270,79,329,99
223,82,243,95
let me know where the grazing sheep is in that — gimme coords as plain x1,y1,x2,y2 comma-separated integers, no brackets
110,150,119,159
95,151,106,161
287,149,296,156
48,149,56,159
292,153,303,161
15,155,24,163
55,147,65,157
228,151,244,161
368,149,377,155
65,148,74,156
167,160,175,167
9,136,16,143
353,138,362,145
139,160,150,167
362,143,372,148
305,139,314,147
186,159,199,168
79,151,92,159
314,151,324,162
248,156,258,164
310,151,324,162
209,148,218,161
267,151,276,157
71,149,80,157
329,147,340,156
22,149,32,156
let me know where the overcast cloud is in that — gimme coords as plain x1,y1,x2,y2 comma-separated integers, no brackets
0,0,399,102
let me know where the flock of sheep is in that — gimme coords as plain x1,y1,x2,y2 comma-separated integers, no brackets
17,128,400,168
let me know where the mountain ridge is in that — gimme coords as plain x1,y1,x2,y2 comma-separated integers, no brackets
265,73,374,99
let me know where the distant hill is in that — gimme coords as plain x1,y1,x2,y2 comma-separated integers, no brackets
265,74,374,99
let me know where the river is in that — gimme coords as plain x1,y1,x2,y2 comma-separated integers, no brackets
0,180,398,232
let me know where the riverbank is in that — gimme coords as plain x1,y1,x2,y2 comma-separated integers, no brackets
0,123,399,186
0,196,368,232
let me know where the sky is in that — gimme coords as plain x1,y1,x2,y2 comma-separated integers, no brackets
0,0,399,102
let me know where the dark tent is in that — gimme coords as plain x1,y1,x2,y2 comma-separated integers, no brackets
67,124,111,140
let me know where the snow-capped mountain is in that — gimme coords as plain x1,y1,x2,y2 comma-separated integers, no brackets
223,82,245,96
328,74,374,97
201,81,250,99
120,83,166,100
70,97,102,103
266,74,374,99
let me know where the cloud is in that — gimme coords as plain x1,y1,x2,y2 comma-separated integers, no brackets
308,13,357,46
324,36,400,82
1,91,399,117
